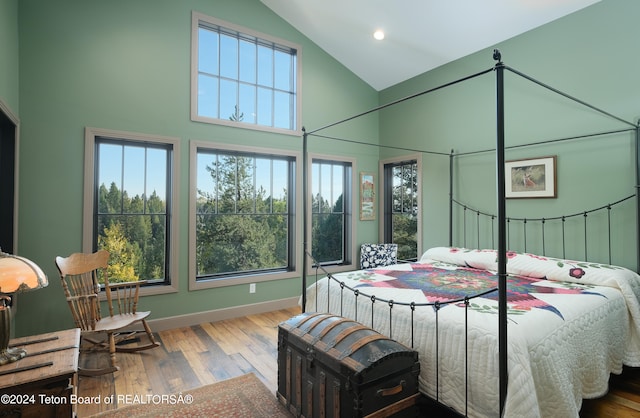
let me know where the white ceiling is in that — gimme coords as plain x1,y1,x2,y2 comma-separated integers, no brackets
260,0,600,91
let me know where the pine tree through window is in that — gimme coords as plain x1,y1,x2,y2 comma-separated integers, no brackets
195,148,295,279
93,137,173,285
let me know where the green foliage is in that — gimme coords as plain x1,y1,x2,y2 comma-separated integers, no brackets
312,194,344,263
229,105,244,122
393,213,418,261
97,183,167,284
196,214,283,274
391,163,418,261
196,154,290,276
98,222,139,283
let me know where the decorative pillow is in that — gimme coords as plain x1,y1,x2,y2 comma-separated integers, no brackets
360,243,398,269
421,247,498,271
422,246,639,288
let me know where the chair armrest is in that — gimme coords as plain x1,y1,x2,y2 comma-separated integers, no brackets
107,280,147,290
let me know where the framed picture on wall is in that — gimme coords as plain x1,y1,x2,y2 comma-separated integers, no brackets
360,172,376,220
505,156,557,198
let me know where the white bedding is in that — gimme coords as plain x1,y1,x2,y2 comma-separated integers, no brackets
303,247,640,418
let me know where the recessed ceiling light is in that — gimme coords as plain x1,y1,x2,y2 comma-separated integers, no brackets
373,30,385,40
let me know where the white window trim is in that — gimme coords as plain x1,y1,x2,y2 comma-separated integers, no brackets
378,154,423,260
83,127,180,296
190,11,303,137
189,140,303,290
306,152,357,275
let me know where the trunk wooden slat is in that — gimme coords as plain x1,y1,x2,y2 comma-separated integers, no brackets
277,313,420,418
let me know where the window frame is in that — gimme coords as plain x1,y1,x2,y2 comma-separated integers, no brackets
189,140,302,290
379,154,422,262
83,127,180,295
306,153,357,275
190,11,303,136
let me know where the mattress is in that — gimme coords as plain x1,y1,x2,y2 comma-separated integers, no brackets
303,247,640,418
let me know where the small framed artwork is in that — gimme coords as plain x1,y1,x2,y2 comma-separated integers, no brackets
505,156,557,199
360,172,376,220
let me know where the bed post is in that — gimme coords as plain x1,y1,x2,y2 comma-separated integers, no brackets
494,49,508,416
449,149,454,247
302,127,308,313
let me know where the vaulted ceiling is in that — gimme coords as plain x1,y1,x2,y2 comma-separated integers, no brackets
260,0,600,91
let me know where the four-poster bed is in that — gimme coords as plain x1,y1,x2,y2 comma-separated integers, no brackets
298,51,640,417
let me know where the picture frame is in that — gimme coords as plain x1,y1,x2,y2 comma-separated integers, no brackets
360,172,376,220
505,156,557,199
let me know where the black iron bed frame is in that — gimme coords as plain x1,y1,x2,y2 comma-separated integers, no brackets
300,50,640,417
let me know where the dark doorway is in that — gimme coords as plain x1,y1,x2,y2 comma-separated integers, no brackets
0,107,16,253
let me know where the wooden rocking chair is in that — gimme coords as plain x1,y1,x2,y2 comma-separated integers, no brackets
55,250,160,376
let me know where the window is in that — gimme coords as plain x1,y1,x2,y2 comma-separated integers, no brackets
83,128,179,291
191,12,302,134
191,143,298,285
383,158,420,261
310,158,353,266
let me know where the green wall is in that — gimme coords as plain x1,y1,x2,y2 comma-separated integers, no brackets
0,0,19,112
10,0,640,336
13,0,379,336
378,0,640,270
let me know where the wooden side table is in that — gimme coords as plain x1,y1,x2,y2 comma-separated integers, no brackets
0,328,80,418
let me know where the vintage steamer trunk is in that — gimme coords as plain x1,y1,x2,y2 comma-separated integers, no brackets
277,312,420,418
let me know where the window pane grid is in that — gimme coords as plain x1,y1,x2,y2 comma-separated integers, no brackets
97,142,168,216
391,163,417,215
94,138,171,284
311,160,350,265
197,20,297,130
196,148,294,278
385,160,418,261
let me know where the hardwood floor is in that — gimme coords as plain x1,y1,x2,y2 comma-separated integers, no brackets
580,367,640,418
75,306,300,417
75,307,640,417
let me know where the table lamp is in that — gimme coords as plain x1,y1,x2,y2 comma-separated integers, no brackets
0,250,48,365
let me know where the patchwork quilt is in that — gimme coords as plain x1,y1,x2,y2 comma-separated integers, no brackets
304,247,640,418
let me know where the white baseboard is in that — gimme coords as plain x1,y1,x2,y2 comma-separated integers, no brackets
147,296,300,332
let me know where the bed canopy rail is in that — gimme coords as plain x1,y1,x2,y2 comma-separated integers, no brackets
301,65,485,311
301,50,639,417
501,59,640,275
449,55,640,271
304,67,495,137
504,65,637,130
